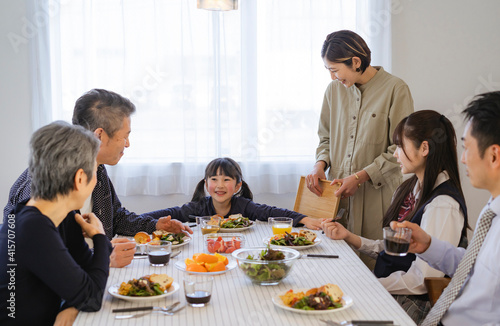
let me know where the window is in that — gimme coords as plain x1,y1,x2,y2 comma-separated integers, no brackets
33,0,391,196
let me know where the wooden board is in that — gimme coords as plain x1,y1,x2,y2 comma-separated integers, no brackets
293,176,340,220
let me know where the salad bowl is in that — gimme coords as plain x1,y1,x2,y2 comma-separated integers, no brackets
232,247,299,285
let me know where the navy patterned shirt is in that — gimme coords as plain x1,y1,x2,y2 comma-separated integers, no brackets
3,165,170,239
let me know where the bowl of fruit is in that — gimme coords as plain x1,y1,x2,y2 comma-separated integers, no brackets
204,233,245,254
232,246,300,286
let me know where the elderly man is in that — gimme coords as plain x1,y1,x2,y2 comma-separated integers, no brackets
4,89,192,267
395,91,500,325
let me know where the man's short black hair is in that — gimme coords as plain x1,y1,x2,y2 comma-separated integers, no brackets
463,91,500,158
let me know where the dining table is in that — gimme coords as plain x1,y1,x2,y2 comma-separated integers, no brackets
74,221,417,326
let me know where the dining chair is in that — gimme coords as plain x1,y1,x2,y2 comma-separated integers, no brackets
424,276,451,307
293,176,340,220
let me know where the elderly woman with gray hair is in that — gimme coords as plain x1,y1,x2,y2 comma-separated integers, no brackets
0,121,111,326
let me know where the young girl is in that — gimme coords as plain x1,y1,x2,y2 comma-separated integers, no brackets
321,110,468,324
146,157,321,229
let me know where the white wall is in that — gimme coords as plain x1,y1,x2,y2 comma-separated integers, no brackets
0,0,32,215
1,0,498,231
391,0,499,232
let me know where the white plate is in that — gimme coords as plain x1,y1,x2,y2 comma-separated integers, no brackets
272,290,353,314
263,236,322,250
174,260,237,275
219,222,255,232
108,281,180,302
136,236,192,254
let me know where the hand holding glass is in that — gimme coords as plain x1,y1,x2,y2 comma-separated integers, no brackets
383,227,412,256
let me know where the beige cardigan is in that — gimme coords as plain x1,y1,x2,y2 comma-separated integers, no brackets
316,67,414,241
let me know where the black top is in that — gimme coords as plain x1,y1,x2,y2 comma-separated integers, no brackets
143,196,307,226
0,204,111,325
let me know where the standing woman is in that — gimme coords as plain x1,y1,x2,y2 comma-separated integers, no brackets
306,30,414,264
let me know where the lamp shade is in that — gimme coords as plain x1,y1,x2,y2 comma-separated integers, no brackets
197,0,238,11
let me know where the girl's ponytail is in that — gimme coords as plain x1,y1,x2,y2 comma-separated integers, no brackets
191,179,207,203
237,180,253,200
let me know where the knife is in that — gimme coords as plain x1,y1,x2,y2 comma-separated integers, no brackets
351,321,394,326
321,320,394,326
300,254,339,259
134,250,181,258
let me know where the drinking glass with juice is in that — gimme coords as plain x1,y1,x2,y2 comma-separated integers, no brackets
201,216,221,235
268,217,293,235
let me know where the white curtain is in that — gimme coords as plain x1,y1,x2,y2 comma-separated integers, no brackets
31,0,392,197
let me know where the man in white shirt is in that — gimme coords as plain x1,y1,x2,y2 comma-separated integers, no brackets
395,91,500,325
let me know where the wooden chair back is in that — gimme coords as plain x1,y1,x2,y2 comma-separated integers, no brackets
424,277,451,307
293,176,340,220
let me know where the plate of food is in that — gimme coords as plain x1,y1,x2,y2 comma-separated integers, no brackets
272,284,353,314
108,274,179,302
134,231,191,253
219,214,255,232
263,230,321,250
175,253,237,275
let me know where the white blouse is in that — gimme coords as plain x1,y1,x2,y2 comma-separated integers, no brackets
357,171,465,295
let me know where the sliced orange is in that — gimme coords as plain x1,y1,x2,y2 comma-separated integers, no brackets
186,263,208,273
205,261,226,272
214,253,229,265
194,253,218,264
184,258,195,266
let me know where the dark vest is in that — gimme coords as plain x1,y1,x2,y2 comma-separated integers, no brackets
373,180,467,278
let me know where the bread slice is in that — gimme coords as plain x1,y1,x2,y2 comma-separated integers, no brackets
149,274,174,291
299,230,317,242
318,283,343,302
152,230,168,239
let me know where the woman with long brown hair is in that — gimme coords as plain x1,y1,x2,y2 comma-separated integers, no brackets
321,110,468,324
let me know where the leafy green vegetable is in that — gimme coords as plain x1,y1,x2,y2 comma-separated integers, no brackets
240,247,290,283
291,292,343,310
220,216,253,228
122,278,164,297
160,232,186,245
270,233,314,246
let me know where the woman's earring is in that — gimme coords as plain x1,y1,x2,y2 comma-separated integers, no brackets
356,67,361,72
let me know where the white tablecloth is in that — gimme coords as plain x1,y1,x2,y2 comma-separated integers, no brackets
75,222,416,326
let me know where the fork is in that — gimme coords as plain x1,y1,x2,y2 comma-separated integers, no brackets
114,305,185,319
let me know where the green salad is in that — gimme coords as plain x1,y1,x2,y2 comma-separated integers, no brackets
292,292,343,310
220,215,253,229
158,232,186,245
118,278,163,297
270,233,313,246
239,247,290,283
